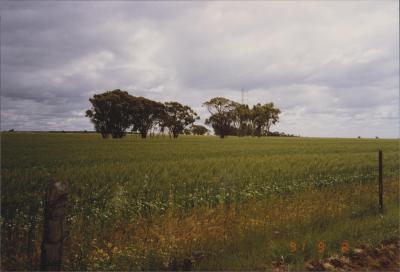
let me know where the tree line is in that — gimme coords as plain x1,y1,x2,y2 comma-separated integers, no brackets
203,97,281,138
85,89,202,139
86,89,282,139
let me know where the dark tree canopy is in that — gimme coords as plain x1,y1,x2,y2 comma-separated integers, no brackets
86,90,201,139
251,103,281,136
85,89,132,138
203,97,237,138
191,124,209,135
162,101,199,138
203,97,281,138
234,103,252,137
129,96,165,139
86,90,281,139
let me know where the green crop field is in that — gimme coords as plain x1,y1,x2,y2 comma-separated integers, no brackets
1,133,399,270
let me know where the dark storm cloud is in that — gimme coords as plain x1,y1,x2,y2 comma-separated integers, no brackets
1,1,398,137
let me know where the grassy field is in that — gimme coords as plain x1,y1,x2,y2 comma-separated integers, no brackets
1,133,399,270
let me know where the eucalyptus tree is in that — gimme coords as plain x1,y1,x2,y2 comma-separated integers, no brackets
85,89,132,138
203,97,237,138
234,103,253,136
191,124,209,135
162,101,199,138
252,103,281,136
129,96,165,139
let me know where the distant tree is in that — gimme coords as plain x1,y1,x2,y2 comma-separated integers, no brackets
203,98,281,137
86,89,132,138
191,124,209,135
161,102,199,138
251,103,281,136
267,131,295,137
233,103,253,136
203,97,237,138
129,96,165,139
8,129,14,132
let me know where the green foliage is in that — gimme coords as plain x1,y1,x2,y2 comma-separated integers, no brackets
86,91,199,139
235,103,253,136
203,97,281,138
251,102,281,136
86,92,283,139
162,102,199,138
129,96,165,139
86,89,133,139
191,124,209,135
1,134,399,270
203,97,237,138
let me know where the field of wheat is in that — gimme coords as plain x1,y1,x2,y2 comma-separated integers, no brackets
1,133,399,270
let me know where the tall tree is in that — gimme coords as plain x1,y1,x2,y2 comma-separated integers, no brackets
86,89,132,138
129,96,165,139
251,103,281,136
203,97,236,138
162,102,199,138
234,103,253,136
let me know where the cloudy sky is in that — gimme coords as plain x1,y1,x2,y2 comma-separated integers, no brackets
1,1,398,137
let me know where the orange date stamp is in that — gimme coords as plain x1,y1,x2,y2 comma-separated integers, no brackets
289,240,350,253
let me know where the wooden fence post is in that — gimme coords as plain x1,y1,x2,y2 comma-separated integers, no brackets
40,180,69,271
378,150,383,213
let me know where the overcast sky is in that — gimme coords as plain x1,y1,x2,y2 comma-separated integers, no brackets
1,1,398,137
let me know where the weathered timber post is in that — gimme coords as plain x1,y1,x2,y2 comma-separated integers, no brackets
40,180,69,271
378,150,383,213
